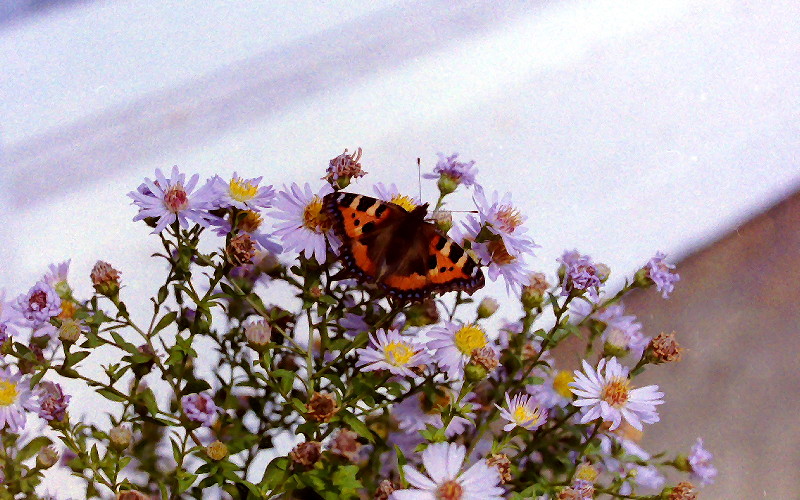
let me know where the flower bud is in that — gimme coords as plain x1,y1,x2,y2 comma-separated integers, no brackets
477,297,499,319
58,318,84,343
522,273,549,309
206,440,229,461
464,363,488,383
91,261,121,298
227,233,256,266
329,429,361,462
244,319,272,348
324,148,366,189
109,425,132,451
36,446,59,469
431,210,453,233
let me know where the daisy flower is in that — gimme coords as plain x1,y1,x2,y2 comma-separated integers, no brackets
15,281,61,328
0,366,38,433
181,392,218,427
472,186,537,255
391,442,504,500
355,329,430,377
128,166,217,233
427,322,491,379
271,182,338,263
594,305,648,358
457,216,530,293
372,182,421,212
211,173,275,211
527,369,574,409
644,251,680,298
688,437,717,486
570,357,664,431
422,152,479,188
497,392,547,431
558,250,604,299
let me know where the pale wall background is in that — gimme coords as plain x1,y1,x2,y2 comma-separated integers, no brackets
2,0,799,497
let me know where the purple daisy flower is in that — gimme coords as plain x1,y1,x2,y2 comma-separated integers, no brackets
427,322,491,379
128,166,217,234
558,250,603,299
355,329,430,377
497,392,547,431
594,304,649,358
689,437,717,486
181,392,218,426
472,186,537,255
271,183,338,263
37,381,70,422
422,152,479,188
645,251,680,298
14,282,61,328
211,173,276,211
456,217,530,293
391,442,504,500
0,366,38,433
339,312,370,339
570,357,664,431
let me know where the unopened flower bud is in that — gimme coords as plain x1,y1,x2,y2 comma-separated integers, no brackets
306,392,339,423
436,175,459,195
36,446,59,469
244,319,272,348
477,297,499,319
91,261,121,297
603,327,631,358
646,332,683,364
206,440,229,461
431,210,453,233
109,425,132,451
58,318,84,343
289,441,321,468
464,363,488,383
522,273,549,309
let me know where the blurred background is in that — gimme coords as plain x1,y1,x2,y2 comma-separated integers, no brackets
2,0,799,497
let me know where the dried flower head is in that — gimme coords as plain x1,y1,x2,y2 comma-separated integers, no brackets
373,479,396,500
329,428,361,462
522,272,550,308
306,392,339,422
90,261,121,296
668,481,698,500
486,453,512,483
325,147,366,188
470,346,499,372
227,233,256,266
290,441,321,468
58,318,86,343
647,332,683,364
38,381,70,423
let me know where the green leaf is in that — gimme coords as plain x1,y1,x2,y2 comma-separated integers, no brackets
96,388,127,402
110,331,139,354
272,369,296,395
64,350,91,368
17,436,52,462
138,388,160,416
152,311,178,335
176,469,197,493
340,411,374,443
332,465,362,491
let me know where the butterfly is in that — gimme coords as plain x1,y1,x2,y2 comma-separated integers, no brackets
323,191,485,301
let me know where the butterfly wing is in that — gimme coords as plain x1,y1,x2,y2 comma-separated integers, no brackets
324,192,484,301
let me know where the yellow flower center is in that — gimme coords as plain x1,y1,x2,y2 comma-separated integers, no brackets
238,210,263,233
384,342,414,366
575,463,599,482
553,370,575,399
229,177,259,202
0,380,18,407
302,196,332,233
390,194,418,212
454,324,487,356
436,480,463,500
601,377,630,408
496,205,523,233
513,405,539,425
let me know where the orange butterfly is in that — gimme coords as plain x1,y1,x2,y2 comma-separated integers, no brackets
323,192,485,301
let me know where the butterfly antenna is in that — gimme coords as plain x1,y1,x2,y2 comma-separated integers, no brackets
417,157,422,203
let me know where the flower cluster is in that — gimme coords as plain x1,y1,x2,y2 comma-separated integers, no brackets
0,149,714,500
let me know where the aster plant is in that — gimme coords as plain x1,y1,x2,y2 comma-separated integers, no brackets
0,151,713,500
